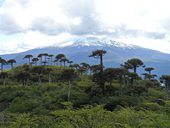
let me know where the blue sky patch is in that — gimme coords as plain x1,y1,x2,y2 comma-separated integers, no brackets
0,0,5,6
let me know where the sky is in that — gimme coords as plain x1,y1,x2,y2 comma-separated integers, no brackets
1,0,170,54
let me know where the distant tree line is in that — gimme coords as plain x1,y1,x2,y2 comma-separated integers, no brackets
0,50,170,100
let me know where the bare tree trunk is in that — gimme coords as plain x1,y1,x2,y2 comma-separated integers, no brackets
134,66,137,73
11,63,13,69
64,62,66,67
51,57,53,65
40,57,42,65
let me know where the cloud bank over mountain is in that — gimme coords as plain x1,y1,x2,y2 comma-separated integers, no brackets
0,0,170,54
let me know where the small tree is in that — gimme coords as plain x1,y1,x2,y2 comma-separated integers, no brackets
145,67,154,75
68,61,73,66
16,71,30,86
125,58,144,73
71,64,80,70
89,50,106,72
42,53,49,65
127,72,139,85
24,54,33,65
90,65,102,74
60,69,76,101
7,59,16,69
143,67,157,80
104,68,117,86
32,58,39,66
56,54,66,67
31,66,46,85
78,67,86,78
60,58,69,67
80,62,90,75
0,72,8,86
37,54,43,65
0,58,6,72
48,54,54,65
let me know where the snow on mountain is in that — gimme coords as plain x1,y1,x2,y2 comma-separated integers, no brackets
53,37,137,49
1,37,170,76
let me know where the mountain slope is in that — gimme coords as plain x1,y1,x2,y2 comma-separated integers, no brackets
1,38,170,76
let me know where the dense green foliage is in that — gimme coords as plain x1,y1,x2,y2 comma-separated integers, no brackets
0,52,170,127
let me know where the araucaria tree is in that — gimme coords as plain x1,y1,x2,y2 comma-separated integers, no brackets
24,54,33,65
37,54,43,65
0,57,6,72
80,62,90,75
7,59,16,69
89,50,106,72
55,54,66,66
145,67,154,75
144,67,156,80
48,54,54,65
60,58,69,67
89,50,107,94
125,58,144,73
32,58,39,66
42,53,49,65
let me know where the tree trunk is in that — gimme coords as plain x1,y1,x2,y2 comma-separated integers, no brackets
149,71,151,75
100,55,103,72
64,61,66,67
51,57,53,65
100,55,105,94
29,58,31,65
45,56,47,65
40,57,42,65
134,66,137,73
11,63,13,69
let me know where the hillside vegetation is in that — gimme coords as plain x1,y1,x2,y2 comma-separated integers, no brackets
0,50,170,127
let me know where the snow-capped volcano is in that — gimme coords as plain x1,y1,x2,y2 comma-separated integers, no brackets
1,37,170,76
53,37,137,49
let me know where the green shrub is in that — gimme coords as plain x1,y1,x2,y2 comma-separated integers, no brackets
147,88,164,99
140,102,162,111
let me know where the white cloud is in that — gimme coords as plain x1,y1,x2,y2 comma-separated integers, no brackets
116,37,170,53
0,31,74,54
0,0,170,54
